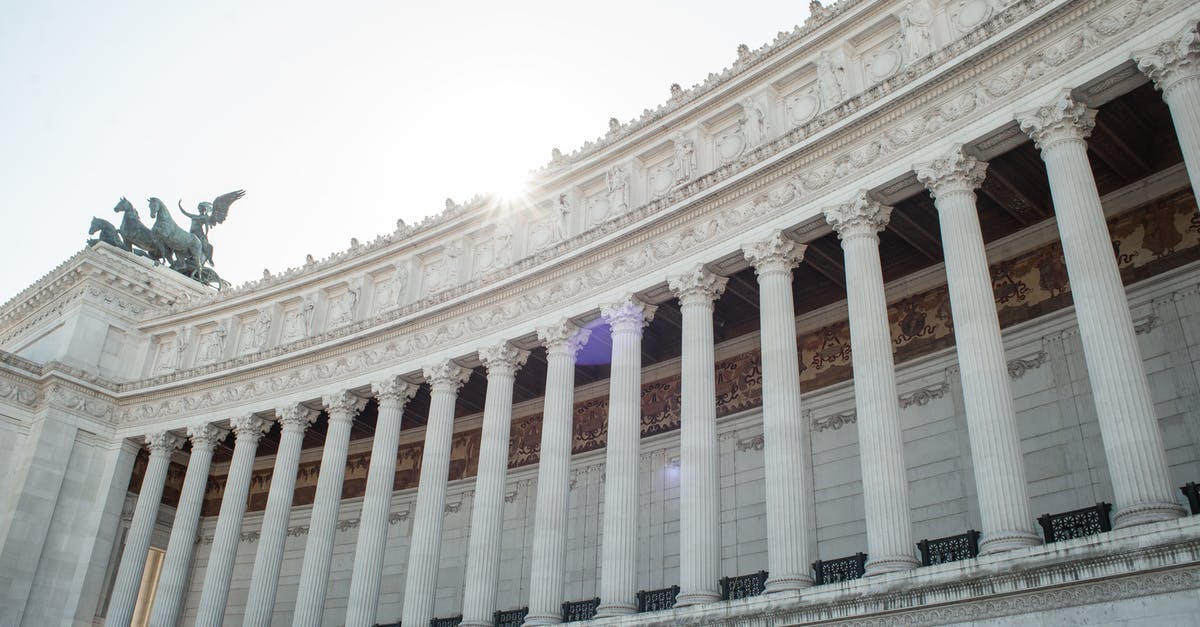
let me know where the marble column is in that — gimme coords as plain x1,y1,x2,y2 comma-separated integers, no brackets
402,361,472,627
915,147,1041,553
667,266,727,604
596,296,656,618
345,377,417,627
148,422,227,627
293,390,368,627
462,342,530,627
1136,23,1200,210
1018,91,1186,527
525,321,591,626
243,403,319,627
825,194,920,575
742,232,817,591
104,431,182,627
196,414,272,627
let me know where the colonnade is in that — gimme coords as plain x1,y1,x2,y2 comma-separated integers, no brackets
105,44,1198,627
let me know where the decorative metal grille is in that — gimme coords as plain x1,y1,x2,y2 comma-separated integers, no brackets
430,616,461,627
373,623,401,627
917,530,980,566
636,585,679,612
561,598,600,622
812,553,867,585
720,570,768,600
1037,502,1112,542
493,607,528,627
1182,482,1200,515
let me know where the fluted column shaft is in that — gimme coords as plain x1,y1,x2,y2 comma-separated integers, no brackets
525,322,590,626
105,431,181,627
243,404,318,627
742,233,816,591
196,415,271,627
1019,93,1185,527
462,343,529,627
825,195,919,575
293,391,368,627
596,297,655,618
149,423,226,627
402,361,471,627
1137,23,1200,210
916,149,1041,553
345,378,417,627
669,267,728,604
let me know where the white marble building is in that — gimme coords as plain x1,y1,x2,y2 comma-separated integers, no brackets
2,0,1200,625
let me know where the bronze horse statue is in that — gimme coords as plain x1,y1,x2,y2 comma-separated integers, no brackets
113,197,166,263
148,197,207,278
87,217,124,249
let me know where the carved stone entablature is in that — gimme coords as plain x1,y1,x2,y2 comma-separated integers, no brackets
43,379,118,423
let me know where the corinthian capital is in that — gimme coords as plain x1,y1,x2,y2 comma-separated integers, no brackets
187,423,228,451
537,319,591,358
668,265,728,306
1135,22,1200,96
275,403,319,433
601,296,657,334
423,360,472,392
372,375,418,405
231,414,271,443
824,191,893,240
145,430,184,456
742,230,806,275
478,341,530,377
322,390,368,423
914,145,988,198
1016,90,1096,152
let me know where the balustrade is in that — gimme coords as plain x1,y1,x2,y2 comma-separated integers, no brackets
493,607,528,627
1038,503,1113,542
561,598,600,622
917,530,980,566
720,570,768,600
812,553,867,585
636,585,679,612
1181,482,1200,515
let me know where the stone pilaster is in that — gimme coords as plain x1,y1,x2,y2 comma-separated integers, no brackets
915,147,1041,553
1018,91,1186,527
293,390,368,627
195,414,271,627
667,266,728,605
104,431,182,627
148,422,227,627
742,232,817,591
596,296,656,618
345,376,418,627
462,342,529,627
402,361,472,627
525,321,591,626
1136,22,1200,210
825,194,920,575
243,403,318,627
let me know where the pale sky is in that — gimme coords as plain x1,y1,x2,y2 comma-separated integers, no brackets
0,1,808,303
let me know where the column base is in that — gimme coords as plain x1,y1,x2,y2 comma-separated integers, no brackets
522,612,562,626
1113,501,1187,528
764,573,813,593
594,602,637,618
675,590,721,607
865,554,919,576
979,529,1042,554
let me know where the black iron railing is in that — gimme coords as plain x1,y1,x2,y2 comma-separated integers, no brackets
430,616,461,627
917,530,980,566
1181,482,1200,515
720,570,768,600
1038,502,1112,542
812,553,867,585
636,585,679,612
493,607,528,627
561,597,600,622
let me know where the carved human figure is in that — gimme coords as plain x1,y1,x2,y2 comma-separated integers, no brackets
281,299,314,343
492,223,514,268
240,310,272,354
741,97,770,147
198,324,227,364
554,192,574,240
160,326,190,372
817,50,847,107
374,265,408,315
671,132,697,183
331,285,359,327
607,165,630,215
898,0,935,60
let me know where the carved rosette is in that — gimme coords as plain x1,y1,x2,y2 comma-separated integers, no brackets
914,144,988,199
823,191,893,241
742,230,806,277
478,341,530,378
667,265,728,307
145,430,184,456
423,360,472,393
230,414,271,443
1135,23,1200,97
187,423,228,451
275,403,319,433
371,375,418,409
537,320,592,358
1016,90,1096,152
600,296,657,335
323,390,368,423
